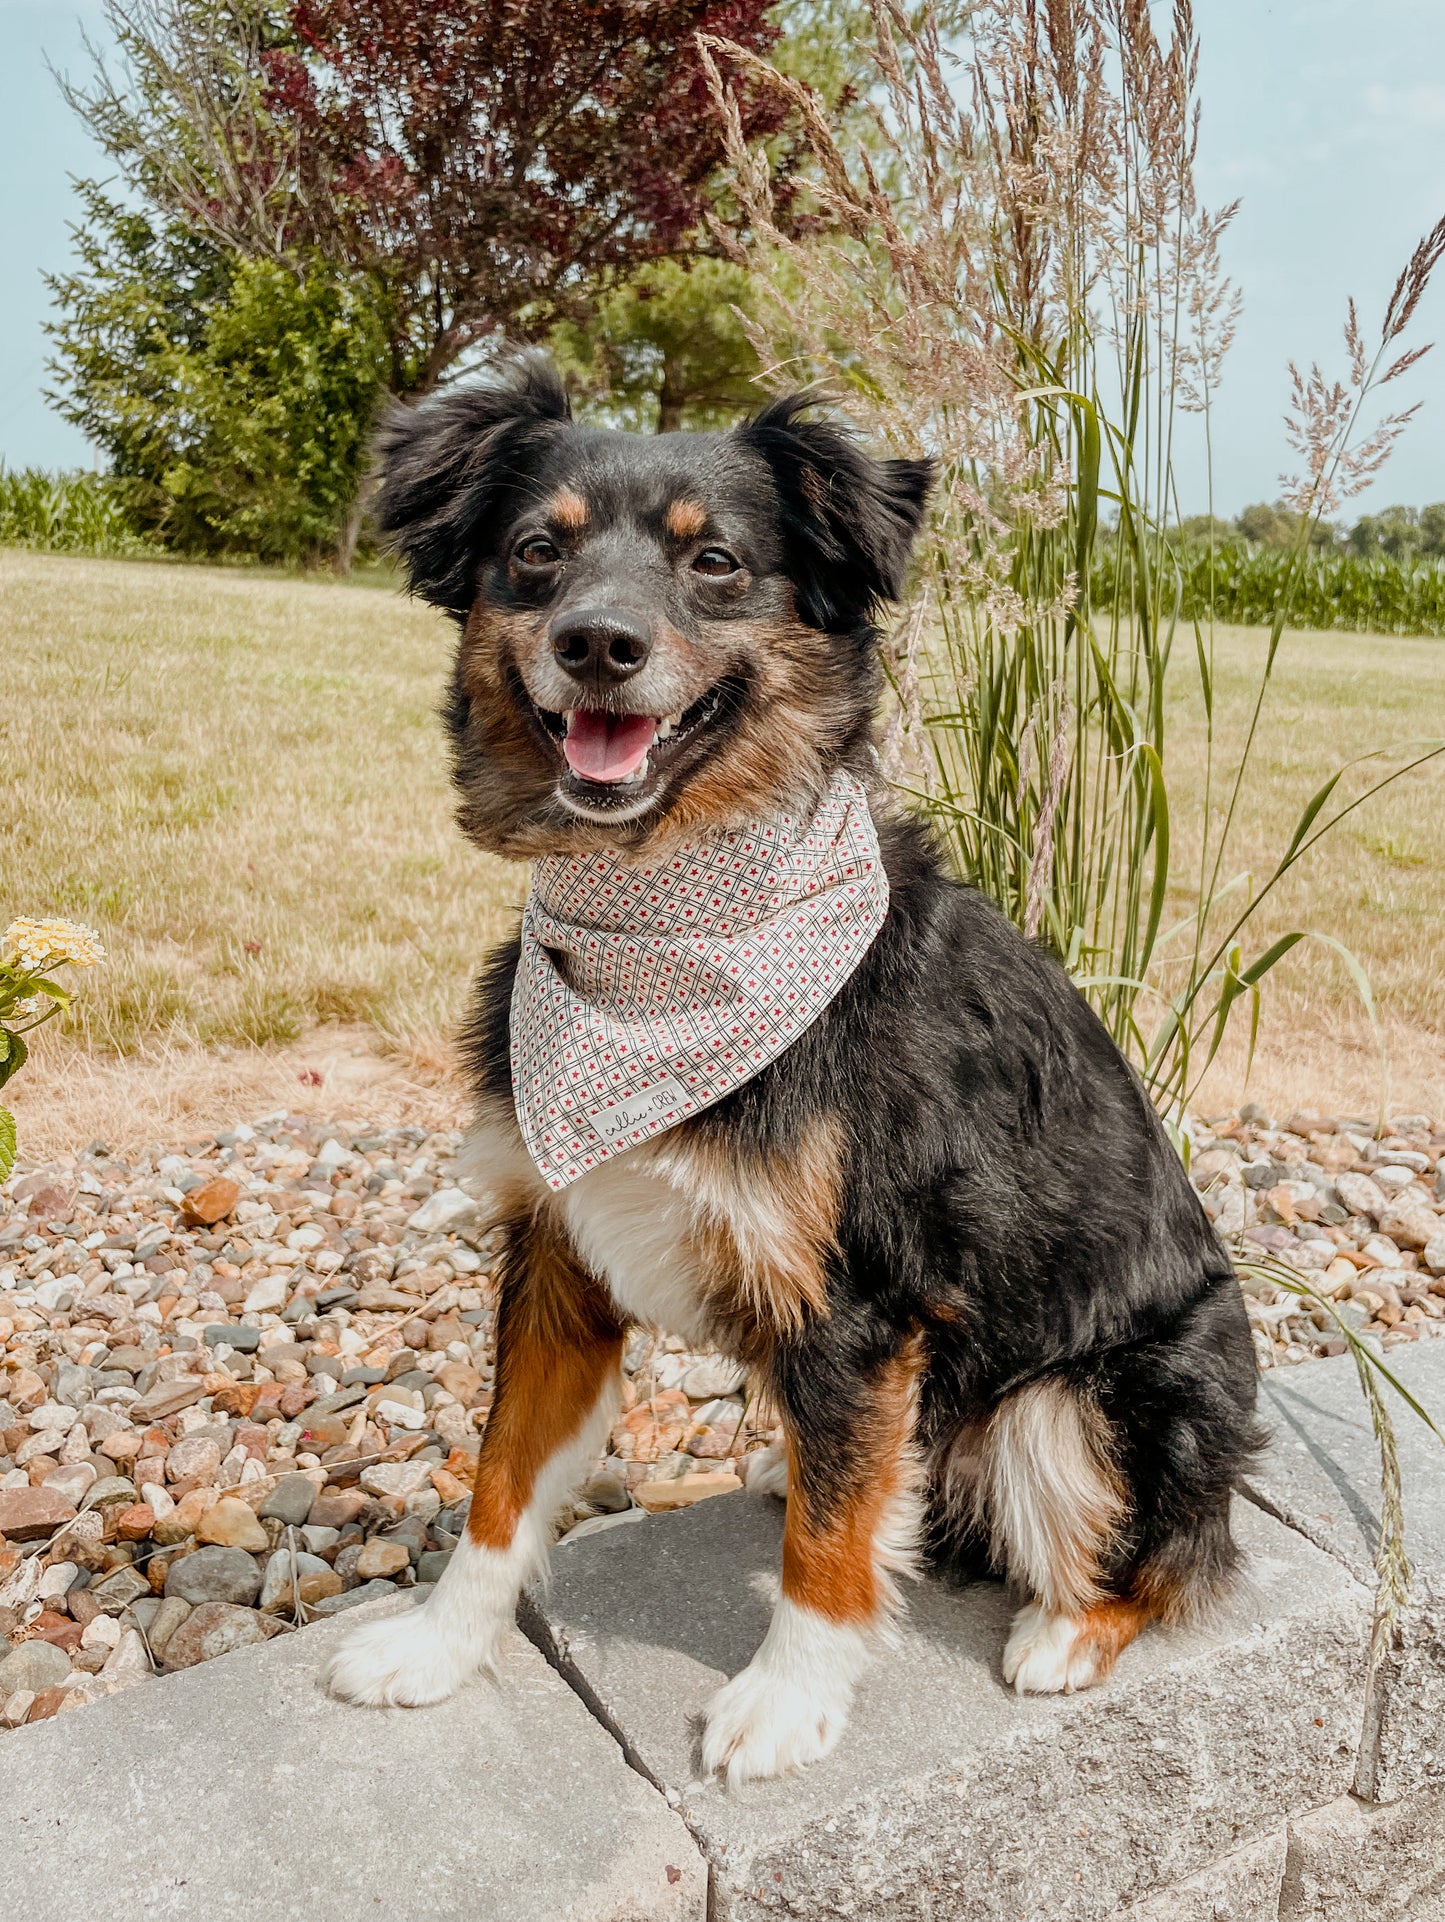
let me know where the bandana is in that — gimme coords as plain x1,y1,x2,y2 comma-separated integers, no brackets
510,767,890,1190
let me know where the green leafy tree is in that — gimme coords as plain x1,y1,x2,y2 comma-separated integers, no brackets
550,259,762,432
1235,500,1338,551
46,182,386,564
1350,503,1422,560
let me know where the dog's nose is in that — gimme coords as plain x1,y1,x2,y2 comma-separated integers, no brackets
548,607,653,685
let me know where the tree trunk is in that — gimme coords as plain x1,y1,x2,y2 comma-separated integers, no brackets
333,493,365,575
657,358,684,434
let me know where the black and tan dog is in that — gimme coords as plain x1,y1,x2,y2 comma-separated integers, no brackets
324,354,1261,1783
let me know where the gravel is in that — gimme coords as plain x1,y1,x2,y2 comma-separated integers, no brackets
0,1103,1440,1729
0,1114,774,1727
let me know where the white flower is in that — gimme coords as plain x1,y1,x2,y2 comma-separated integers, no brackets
2,917,108,972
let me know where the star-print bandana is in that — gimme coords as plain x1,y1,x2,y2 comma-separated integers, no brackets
510,767,890,1190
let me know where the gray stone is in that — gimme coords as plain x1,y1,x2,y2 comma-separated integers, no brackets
207,1322,262,1352
416,1549,453,1585
1251,1342,1445,1800
0,1598,705,1921
583,1469,632,1515
1117,1830,1286,1921
257,1472,318,1527
89,1565,151,1614
165,1545,263,1607
143,1596,193,1656
162,1601,279,1669
0,1639,71,1695
310,1579,398,1615
1279,1791,1445,1919
526,1490,1369,1922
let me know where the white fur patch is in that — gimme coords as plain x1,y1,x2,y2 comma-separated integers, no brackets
559,1154,713,1343
1001,1601,1104,1695
323,1386,615,1709
976,1378,1123,1616
743,1441,789,1499
702,1598,871,1785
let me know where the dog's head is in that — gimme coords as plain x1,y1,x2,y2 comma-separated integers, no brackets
375,353,932,858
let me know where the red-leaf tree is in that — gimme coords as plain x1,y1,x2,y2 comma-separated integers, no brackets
261,1,790,392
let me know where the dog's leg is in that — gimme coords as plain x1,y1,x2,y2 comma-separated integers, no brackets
702,1343,920,1784
324,1211,623,1707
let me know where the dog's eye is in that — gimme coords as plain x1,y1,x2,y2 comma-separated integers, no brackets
692,547,740,578
514,537,561,568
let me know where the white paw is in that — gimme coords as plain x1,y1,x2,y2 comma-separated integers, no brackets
702,1660,848,1784
1001,1601,1101,1695
743,1441,789,1500
700,1597,868,1785
322,1599,490,1708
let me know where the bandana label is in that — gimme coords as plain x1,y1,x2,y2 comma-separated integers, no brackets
509,768,890,1190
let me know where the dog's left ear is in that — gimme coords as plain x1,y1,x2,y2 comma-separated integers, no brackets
737,396,934,631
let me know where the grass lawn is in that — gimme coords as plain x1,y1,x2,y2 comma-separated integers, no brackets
3,548,1442,1151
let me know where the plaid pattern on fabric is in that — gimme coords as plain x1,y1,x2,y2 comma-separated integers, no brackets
510,767,890,1190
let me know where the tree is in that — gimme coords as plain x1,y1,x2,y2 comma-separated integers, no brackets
66,1,794,400
1235,501,1338,551
46,181,386,563
550,259,762,432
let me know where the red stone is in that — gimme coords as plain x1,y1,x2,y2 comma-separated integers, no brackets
0,1487,77,1541
179,1175,242,1226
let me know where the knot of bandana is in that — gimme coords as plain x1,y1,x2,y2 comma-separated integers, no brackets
510,767,890,1190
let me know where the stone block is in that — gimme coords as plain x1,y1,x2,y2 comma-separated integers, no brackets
1251,1343,1445,1800
1279,1791,1445,1920
1114,1829,1285,1921
0,1594,705,1922
1252,1342,1445,1583
526,1489,1369,1921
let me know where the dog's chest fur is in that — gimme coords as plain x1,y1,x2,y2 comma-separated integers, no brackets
460,1094,842,1355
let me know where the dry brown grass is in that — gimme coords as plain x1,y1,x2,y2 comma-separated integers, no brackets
1171,623,1445,1120
3,546,522,1045
2,551,1441,1155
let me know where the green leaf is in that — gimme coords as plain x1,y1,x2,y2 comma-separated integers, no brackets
0,1027,27,1092
0,1107,13,1184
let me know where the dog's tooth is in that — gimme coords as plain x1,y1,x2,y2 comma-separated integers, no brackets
656,718,674,741
565,710,578,735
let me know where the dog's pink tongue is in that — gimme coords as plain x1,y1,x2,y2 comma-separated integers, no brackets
564,710,657,782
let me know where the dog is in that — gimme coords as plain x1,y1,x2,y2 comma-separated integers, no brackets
323,353,1262,1784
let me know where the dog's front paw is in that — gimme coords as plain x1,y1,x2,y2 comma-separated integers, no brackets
702,1659,848,1784
322,1599,488,1708
1001,1601,1100,1695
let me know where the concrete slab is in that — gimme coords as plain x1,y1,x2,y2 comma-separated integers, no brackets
0,1595,705,1922
526,1488,1370,1921
1279,1791,1445,1921
1115,1830,1286,1922
1251,1343,1445,1800
1251,1342,1445,1585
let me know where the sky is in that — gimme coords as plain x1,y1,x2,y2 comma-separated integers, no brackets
1,0,1443,517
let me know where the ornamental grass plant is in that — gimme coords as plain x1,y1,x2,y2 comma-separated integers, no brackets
701,0,1445,1671
701,0,1445,1124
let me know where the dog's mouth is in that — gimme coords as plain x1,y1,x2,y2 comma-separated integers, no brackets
530,683,729,813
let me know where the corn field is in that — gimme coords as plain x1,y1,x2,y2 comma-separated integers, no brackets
0,467,155,557
1098,540,1445,637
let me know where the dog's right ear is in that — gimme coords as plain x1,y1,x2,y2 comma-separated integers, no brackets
373,353,571,620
